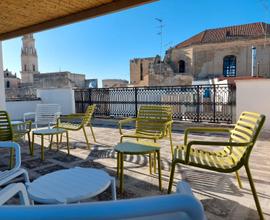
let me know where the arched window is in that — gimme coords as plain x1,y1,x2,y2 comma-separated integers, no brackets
6,81,10,88
140,63,144,81
33,64,36,71
178,60,185,73
24,64,27,71
223,55,236,77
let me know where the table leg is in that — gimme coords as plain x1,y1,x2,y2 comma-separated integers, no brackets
120,153,124,193
116,152,119,177
31,133,35,156
111,177,117,200
149,153,152,174
156,150,162,191
56,134,59,151
154,152,157,174
41,135,44,161
49,135,53,150
60,133,63,144
66,131,70,155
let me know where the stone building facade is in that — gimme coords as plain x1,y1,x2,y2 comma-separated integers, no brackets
34,71,90,89
130,22,270,86
102,79,129,88
3,69,20,89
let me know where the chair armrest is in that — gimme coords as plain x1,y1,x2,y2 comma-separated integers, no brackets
0,183,30,205
184,140,252,163
23,112,36,122
184,127,232,145
12,121,32,135
0,142,21,169
118,118,136,135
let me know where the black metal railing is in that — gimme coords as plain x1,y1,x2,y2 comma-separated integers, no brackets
75,84,236,123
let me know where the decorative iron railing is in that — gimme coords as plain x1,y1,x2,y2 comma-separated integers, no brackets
75,84,236,123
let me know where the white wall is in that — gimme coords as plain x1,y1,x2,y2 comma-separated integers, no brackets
37,88,75,115
0,42,6,110
236,79,270,130
6,100,42,120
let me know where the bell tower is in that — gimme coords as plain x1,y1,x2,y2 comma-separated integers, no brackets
20,34,39,84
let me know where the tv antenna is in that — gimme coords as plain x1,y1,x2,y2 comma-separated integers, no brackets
155,18,164,74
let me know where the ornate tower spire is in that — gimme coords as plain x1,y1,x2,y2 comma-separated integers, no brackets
21,33,39,84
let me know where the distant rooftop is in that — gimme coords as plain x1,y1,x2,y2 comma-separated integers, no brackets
176,22,270,48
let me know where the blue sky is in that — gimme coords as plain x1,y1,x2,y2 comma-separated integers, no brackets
2,0,269,87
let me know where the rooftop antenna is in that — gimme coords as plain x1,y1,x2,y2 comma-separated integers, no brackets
259,0,270,47
155,18,164,75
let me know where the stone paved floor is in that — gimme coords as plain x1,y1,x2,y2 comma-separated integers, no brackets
1,119,270,219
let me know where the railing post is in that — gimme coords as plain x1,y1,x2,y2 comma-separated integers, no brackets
196,85,200,122
89,89,92,105
213,85,216,123
80,90,84,113
135,87,138,117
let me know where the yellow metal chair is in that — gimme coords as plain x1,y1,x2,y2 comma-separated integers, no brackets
119,105,173,174
0,111,32,167
168,111,265,220
55,105,96,150
119,105,173,156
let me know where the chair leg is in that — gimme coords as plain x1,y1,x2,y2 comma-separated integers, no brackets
168,160,177,194
82,126,91,150
245,164,264,220
89,124,97,142
235,171,243,189
31,133,35,156
27,132,31,155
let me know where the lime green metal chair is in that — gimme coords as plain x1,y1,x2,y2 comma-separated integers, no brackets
119,105,173,174
168,111,265,220
56,105,96,150
0,111,32,167
119,105,173,157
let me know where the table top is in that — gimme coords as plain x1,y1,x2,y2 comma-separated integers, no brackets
27,167,113,204
11,121,24,125
33,128,66,135
115,141,160,154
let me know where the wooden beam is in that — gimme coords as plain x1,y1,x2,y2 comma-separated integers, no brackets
0,0,157,41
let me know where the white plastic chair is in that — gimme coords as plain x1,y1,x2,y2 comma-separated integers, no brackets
24,104,61,129
0,183,30,205
0,141,29,186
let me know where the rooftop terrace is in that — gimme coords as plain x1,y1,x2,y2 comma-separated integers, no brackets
1,119,270,219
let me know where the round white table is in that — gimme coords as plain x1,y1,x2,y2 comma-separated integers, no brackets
27,167,116,204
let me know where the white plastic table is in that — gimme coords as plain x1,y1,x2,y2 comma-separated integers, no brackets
27,167,116,204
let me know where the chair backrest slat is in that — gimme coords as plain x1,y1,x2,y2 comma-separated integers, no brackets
0,111,13,141
136,105,172,135
36,104,61,125
82,105,96,125
229,111,265,162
